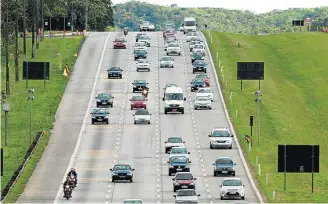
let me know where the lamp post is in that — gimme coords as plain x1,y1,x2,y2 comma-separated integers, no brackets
28,89,35,145
255,90,261,145
1,91,10,146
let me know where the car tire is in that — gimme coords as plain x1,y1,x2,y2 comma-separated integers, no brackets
181,110,184,114
112,178,115,182
108,75,111,79
168,171,171,176
209,107,212,110
190,49,192,51
165,148,169,153
148,121,150,124
134,121,137,124
131,106,133,110
204,70,207,73
214,171,217,177
106,121,109,124
164,110,167,114
179,53,181,55
148,69,150,72
120,75,122,79
229,145,232,149
130,179,133,183
220,196,224,200
110,103,113,107
166,53,169,55
92,121,94,125
193,70,195,73
242,196,245,200
96,104,99,108
210,144,213,149
194,106,197,110
133,90,135,93
232,172,235,176
137,69,139,72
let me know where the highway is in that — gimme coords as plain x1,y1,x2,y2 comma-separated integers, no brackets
17,31,261,203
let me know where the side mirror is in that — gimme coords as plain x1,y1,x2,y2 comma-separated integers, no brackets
183,141,185,143
150,114,152,115
219,185,222,187
194,178,196,180
189,161,191,163
110,169,113,171
182,24,184,26
90,113,93,114
132,169,135,171
208,135,211,137
188,152,190,154
197,194,201,196
146,98,148,101
190,82,192,84
132,83,134,85
164,141,167,143
231,135,234,137
95,97,98,99
243,184,245,187
106,112,109,114
173,195,176,198
121,69,123,71
196,24,198,26
125,41,127,42
212,163,215,165
162,98,165,101
234,163,237,165
184,97,186,101
147,83,149,84
129,99,132,101
112,97,114,98
193,100,195,101
172,178,175,180
167,161,169,163
132,114,135,116
112,41,114,42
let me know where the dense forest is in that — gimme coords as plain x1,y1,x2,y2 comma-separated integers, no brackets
113,1,328,33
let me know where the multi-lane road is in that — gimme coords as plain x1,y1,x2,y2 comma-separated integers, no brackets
17,31,262,203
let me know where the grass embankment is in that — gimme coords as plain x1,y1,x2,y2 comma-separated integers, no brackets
1,36,82,203
203,31,328,202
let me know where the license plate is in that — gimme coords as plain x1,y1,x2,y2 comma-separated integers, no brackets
177,168,182,171
102,102,107,104
172,109,177,112
198,68,202,70
119,176,125,178
182,186,188,188
222,171,228,174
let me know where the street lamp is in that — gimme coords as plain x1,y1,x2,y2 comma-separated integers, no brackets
28,89,35,145
1,91,10,146
255,90,262,145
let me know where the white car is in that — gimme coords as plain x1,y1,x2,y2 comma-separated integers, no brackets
166,43,181,55
164,39,178,50
186,33,198,42
123,199,143,203
173,189,200,203
164,136,185,153
194,96,212,110
169,147,190,160
195,87,213,101
189,41,203,51
138,35,151,47
192,44,206,55
208,127,233,149
136,59,150,72
220,178,245,200
133,109,151,124
139,21,155,32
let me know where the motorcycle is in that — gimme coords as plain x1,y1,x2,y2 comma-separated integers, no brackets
123,29,128,36
63,184,72,200
69,175,76,189
139,87,149,98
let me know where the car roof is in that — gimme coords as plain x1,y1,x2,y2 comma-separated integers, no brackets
212,127,229,131
192,78,204,82
168,136,182,139
217,157,232,160
134,80,146,83
175,172,193,176
171,146,186,149
223,178,241,181
165,87,183,93
114,164,130,166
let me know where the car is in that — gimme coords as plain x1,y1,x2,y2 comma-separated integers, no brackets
191,53,204,63
195,87,213,101
172,172,196,191
195,74,210,86
159,56,174,68
123,199,143,203
134,50,147,60
220,178,245,200
192,60,208,73
190,78,206,92
90,108,109,124
132,80,149,93
186,33,198,42
193,96,212,110
135,33,146,42
164,30,177,39
113,37,127,49
133,46,147,54
139,21,155,32
213,157,236,176
166,43,181,55
110,164,135,182
163,87,186,114
133,42,148,53
208,127,234,149
169,147,190,160
164,39,178,50
189,36,202,43
163,84,178,100
133,109,152,124
137,35,151,47
130,95,147,110
165,35,177,42
107,66,123,79
136,59,150,72
165,136,185,153
173,189,200,203
164,23,175,30
167,156,191,176
163,28,175,37
189,41,203,51
192,44,206,56
95,93,114,107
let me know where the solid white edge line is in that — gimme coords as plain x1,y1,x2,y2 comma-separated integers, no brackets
199,31,264,203
53,32,111,203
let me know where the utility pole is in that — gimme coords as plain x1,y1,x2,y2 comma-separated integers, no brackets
255,90,261,145
5,0,10,96
1,91,10,146
41,0,44,41
28,89,35,145
32,0,36,58
85,0,88,30
23,0,27,61
36,0,40,49
71,3,74,32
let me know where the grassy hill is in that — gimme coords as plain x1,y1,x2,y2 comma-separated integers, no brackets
203,31,328,202
113,1,328,33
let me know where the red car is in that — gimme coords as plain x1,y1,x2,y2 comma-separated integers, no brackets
195,74,210,87
130,95,147,110
113,37,127,49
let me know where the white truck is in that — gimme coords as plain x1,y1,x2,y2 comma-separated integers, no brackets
163,87,186,114
182,17,197,34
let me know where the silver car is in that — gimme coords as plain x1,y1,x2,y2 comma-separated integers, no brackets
173,189,200,203
189,41,203,51
133,109,152,124
167,43,181,55
138,35,151,47
192,44,205,56
194,96,212,110
213,157,236,176
136,59,150,72
160,56,174,68
220,178,245,200
165,39,178,50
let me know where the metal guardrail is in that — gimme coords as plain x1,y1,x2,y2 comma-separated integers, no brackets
1,131,45,202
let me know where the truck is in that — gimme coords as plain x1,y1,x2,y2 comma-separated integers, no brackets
182,17,197,34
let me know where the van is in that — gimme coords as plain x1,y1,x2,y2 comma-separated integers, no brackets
163,87,186,114
182,17,197,34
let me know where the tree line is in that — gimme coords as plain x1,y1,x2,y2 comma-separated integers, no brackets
1,0,114,96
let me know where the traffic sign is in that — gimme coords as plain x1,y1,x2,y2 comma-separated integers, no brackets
304,17,312,24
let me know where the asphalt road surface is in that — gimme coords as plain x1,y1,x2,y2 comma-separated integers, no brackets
17,31,261,203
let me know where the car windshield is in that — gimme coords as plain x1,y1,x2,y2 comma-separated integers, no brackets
196,96,209,101
142,22,150,25
171,157,188,164
216,159,233,165
113,165,131,171
194,61,206,66
171,148,187,154
192,79,204,84
168,44,179,47
115,38,125,42
196,74,206,79
135,109,149,115
93,109,107,114
110,67,121,71
134,80,146,84
176,173,193,180
223,180,242,186
136,50,146,54
131,96,145,101
138,59,148,63
185,21,196,26
124,200,142,203
168,137,183,143
212,130,230,137
161,57,173,61
166,93,183,100
198,89,211,93
177,190,196,196
97,93,112,99
190,41,199,45
139,36,150,40
135,42,146,46
194,45,203,48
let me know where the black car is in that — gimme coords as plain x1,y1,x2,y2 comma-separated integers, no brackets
90,108,109,124
172,172,196,192
213,157,236,176
132,80,149,93
190,78,205,92
110,164,135,182
167,156,191,176
134,50,147,60
107,66,123,79
96,93,114,107
192,60,207,73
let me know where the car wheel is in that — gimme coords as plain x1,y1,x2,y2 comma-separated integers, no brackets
214,171,217,177
106,121,109,124
204,70,207,73
112,178,115,182
229,145,232,149
242,196,245,200
131,106,133,110
165,148,169,153
166,53,169,55
179,53,181,55
137,69,139,72
92,121,94,125
173,187,177,192
110,103,113,107
168,171,171,176
164,110,167,114
181,110,184,114
190,49,192,51
130,179,133,183
193,70,195,73
209,107,212,109
133,90,135,93
134,121,137,124
108,75,110,78
148,121,150,124
148,69,150,72
210,144,213,149
220,196,223,200
96,104,99,108
120,75,122,79
232,172,235,176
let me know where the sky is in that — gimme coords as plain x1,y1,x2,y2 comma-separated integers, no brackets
111,0,328,14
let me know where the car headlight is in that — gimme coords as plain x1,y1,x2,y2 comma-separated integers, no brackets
133,85,136,87
112,172,117,175
226,140,232,143
96,99,101,102
105,115,109,118
92,116,96,119
143,102,146,105
127,172,133,175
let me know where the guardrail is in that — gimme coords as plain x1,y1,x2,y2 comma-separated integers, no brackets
76,35,87,56
1,131,45,202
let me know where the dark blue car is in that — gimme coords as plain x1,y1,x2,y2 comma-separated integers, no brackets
132,80,149,93
212,157,236,176
167,156,191,176
192,60,207,73
110,164,135,182
190,78,205,92
107,66,123,79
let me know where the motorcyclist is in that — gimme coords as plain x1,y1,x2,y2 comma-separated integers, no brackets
123,27,128,36
141,86,149,97
67,168,77,187
62,177,72,198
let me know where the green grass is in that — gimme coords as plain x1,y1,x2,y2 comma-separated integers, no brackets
1,36,83,203
202,30,328,202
